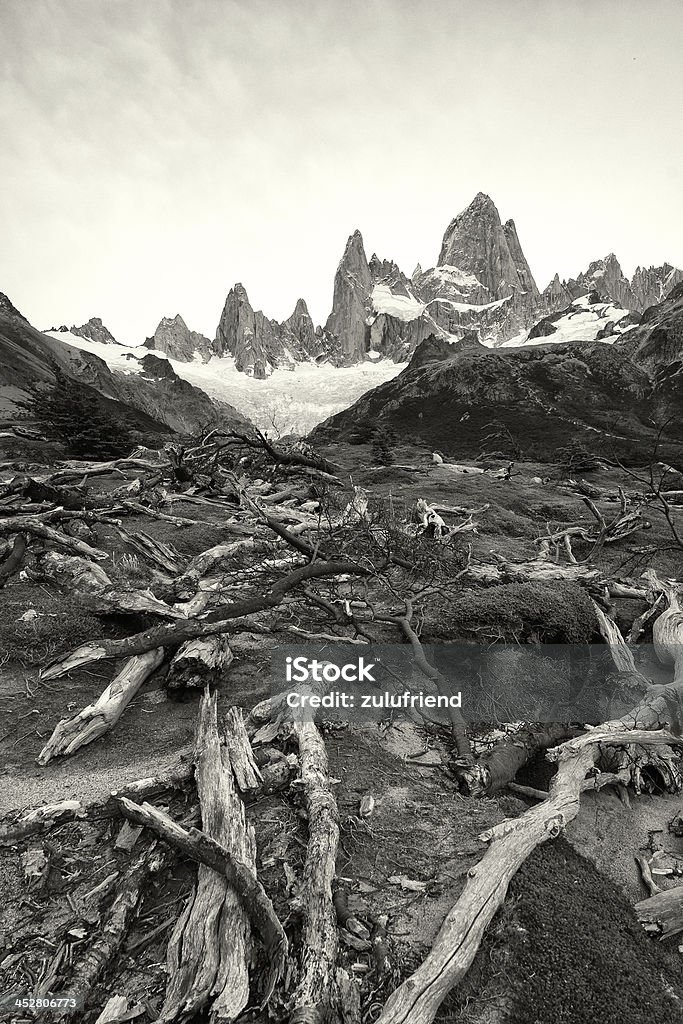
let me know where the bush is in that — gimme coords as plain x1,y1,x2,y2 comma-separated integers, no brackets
371,427,395,466
428,582,598,644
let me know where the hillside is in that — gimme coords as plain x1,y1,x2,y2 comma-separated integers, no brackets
0,295,251,438
312,330,682,463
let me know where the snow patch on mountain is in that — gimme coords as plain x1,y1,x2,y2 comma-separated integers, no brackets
44,330,405,435
501,295,638,348
370,284,425,322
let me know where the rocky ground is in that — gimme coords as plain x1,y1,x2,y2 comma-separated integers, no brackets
1,436,683,1023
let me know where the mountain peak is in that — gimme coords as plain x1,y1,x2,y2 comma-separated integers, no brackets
70,317,118,345
289,297,311,320
437,194,538,299
0,292,28,322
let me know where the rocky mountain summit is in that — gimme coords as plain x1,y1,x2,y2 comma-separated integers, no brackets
214,284,328,378
55,194,683,376
542,255,683,315
48,317,118,346
145,314,212,362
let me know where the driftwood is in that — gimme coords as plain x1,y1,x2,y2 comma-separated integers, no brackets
61,842,169,1016
0,532,26,587
40,559,375,679
165,635,233,693
159,691,258,1022
289,713,341,1024
115,796,287,995
37,649,164,765
636,885,683,939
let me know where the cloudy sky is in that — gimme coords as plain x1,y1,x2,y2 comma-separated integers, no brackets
1,0,681,343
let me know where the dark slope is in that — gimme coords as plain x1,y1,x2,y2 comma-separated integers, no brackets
312,332,681,462
0,293,250,435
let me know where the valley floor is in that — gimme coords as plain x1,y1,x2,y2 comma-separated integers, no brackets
1,440,683,1022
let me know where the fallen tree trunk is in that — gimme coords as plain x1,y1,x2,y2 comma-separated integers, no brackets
289,715,340,1024
38,550,113,593
464,559,604,585
37,648,164,765
85,586,187,620
454,723,574,797
0,532,26,588
636,885,683,939
61,841,169,1017
40,559,375,679
159,691,257,1022
115,796,287,996
165,635,234,693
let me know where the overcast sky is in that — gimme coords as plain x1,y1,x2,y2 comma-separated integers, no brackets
1,0,681,343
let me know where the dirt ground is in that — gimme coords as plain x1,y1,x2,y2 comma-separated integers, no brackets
1,443,683,1022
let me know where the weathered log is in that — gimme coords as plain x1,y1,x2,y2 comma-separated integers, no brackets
464,559,604,585
85,586,186,620
0,532,26,587
181,538,259,580
374,591,683,1024
37,648,164,765
223,706,263,793
0,513,108,560
454,723,573,797
165,635,234,692
115,795,286,996
649,574,683,686
61,842,169,1016
38,550,113,593
159,691,258,1022
636,886,683,939
40,559,375,679
289,714,340,1024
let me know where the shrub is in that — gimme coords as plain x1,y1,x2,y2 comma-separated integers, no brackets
371,427,395,466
